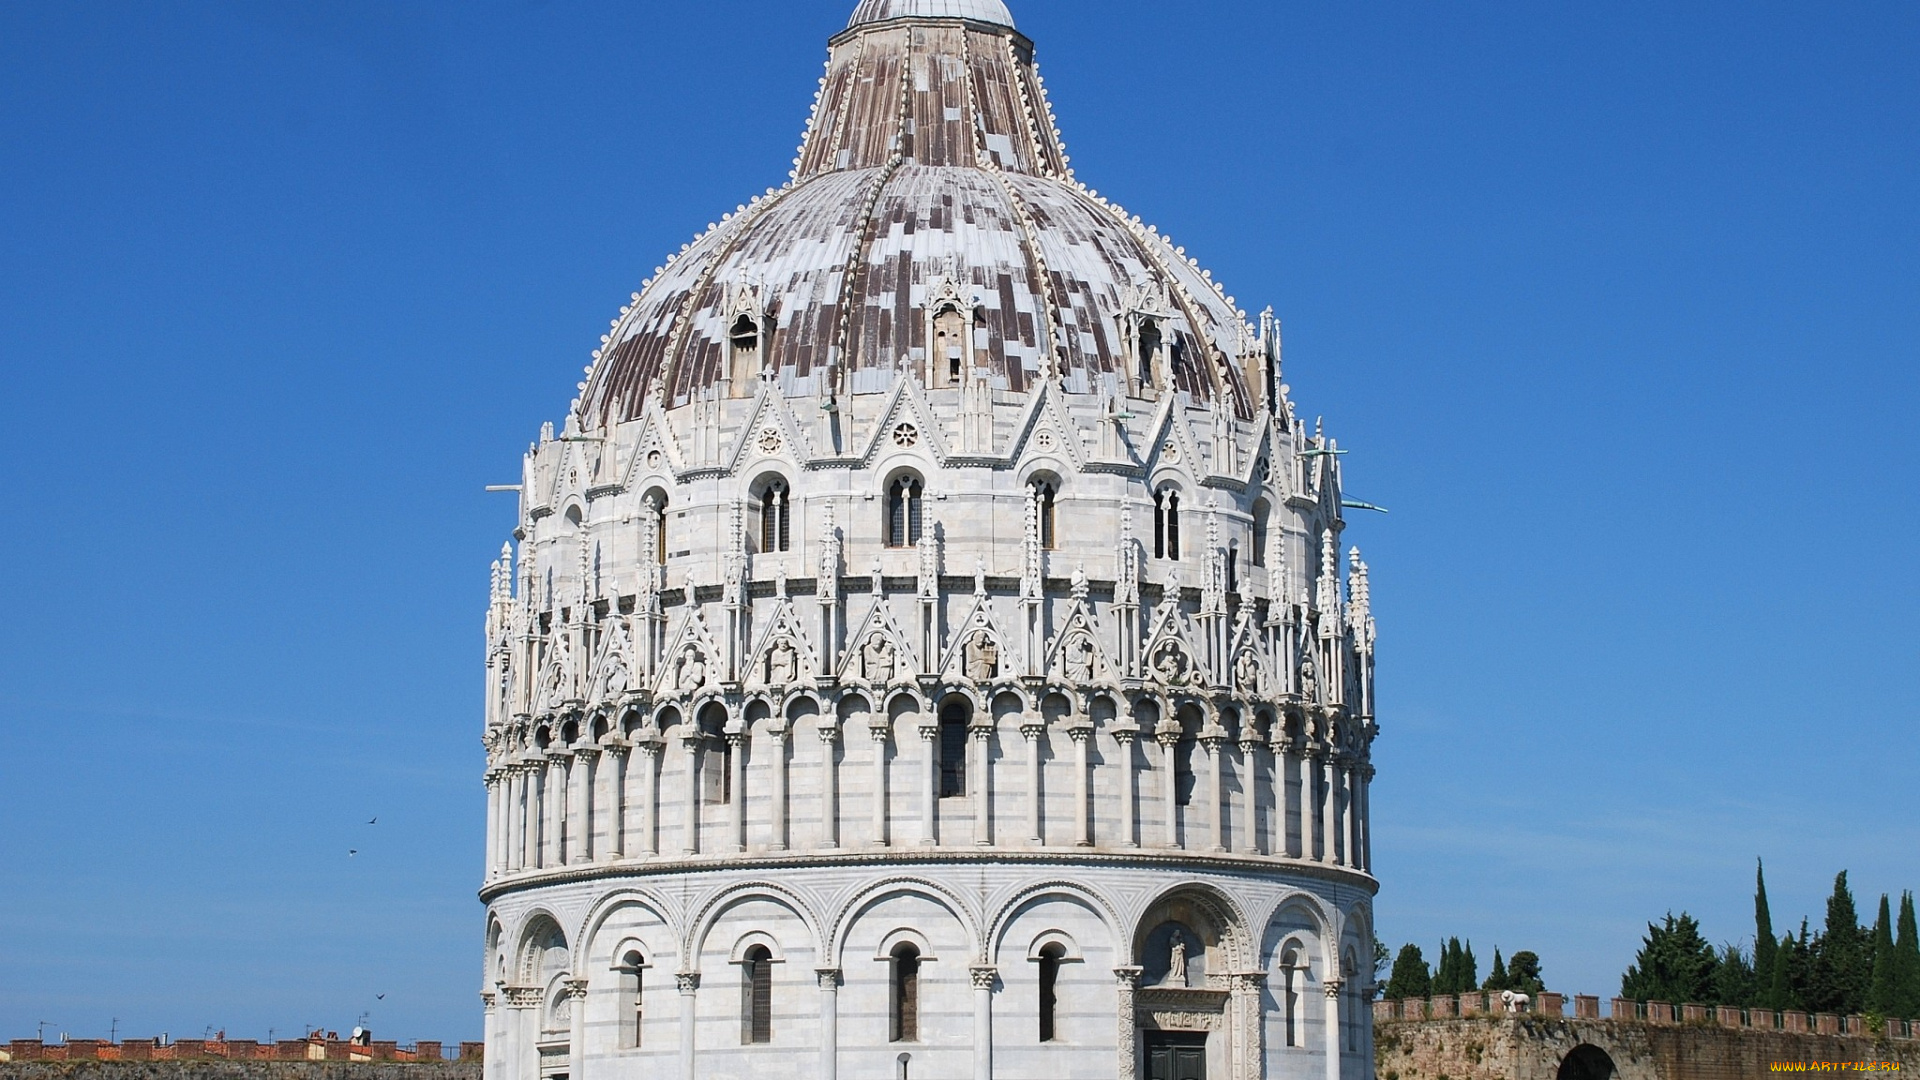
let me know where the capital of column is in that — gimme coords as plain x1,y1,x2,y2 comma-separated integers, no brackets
1228,971,1267,991
1323,978,1343,1000
818,723,843,745
573,745,601,761
868,721,890,744
1113,965,1145,988
970,965,998,990
1269,734,1295,756
564,977,589,1000
725,731,748,749
1066,722,1094,745
1238,738,1263,755
918,723,939,743
676,972,701,994
545,749,572,766
604,741,631,761
815,967,843,990
969,723,994,742
1019,719,1045,741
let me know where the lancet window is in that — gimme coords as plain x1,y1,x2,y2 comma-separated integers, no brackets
887,474,924,548
1153,487,1181,560
1037,943,1065,1042
742,945,773,1044
890,943,921,1042
758,479,791,554
1031,479,1057,550
938,704,968,798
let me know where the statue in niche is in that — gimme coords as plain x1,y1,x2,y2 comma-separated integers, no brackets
676,647,707,693
861,633,896,684
1062,632,1097,684
964,630,999,682
603,660,630,698
1167,929,1189,987
766,637,797,686
1152,643,1188,685
1234,650,1262,695
1298,654,1318,703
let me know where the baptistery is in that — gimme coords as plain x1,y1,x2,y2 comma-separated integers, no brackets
478,2,1380,1078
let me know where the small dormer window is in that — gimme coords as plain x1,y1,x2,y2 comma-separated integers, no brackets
1137,317,1162,388
729,315,762,392
932,304,968,387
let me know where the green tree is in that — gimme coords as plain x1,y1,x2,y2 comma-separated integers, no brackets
1506,950,1545,996
1769,933,1797,1011
1868,894,1896,1015
1462,939,1479,992
1711,943,1756,1007
1897,892,1920,1019
1621,912,1719,1004
1808,872,1872,1014
1374,938,1391,998
1386,943,1432,1001
1754,860,1779,1006
1485,948,1511,992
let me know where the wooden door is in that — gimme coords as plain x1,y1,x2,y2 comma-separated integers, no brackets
1145,1032,1207,1080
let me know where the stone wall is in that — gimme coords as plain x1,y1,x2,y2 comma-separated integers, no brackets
1374,1015,1920,1080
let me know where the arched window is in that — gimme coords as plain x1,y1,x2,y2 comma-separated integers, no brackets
646,493,668,566
1226,541,1239,597
1138,317,1162,389
1251,499,1270,567
887,475,924,548
1174,737,1195,807
618,950,645,1049
1279,946,1302,1048
1031,479,1057,550
759,479,790,554
742,945,773,1044
1154,488,1181,560
938,703,968,799
1037,943,1064,1042
933,305,968,387
890,943,921,1042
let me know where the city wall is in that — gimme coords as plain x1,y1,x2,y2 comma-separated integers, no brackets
1376,995,1920,1080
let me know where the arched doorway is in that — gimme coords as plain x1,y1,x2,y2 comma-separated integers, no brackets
1558,1044,1617,1080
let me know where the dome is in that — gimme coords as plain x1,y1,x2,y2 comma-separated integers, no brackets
582,0,1255,425
847,0,1015,30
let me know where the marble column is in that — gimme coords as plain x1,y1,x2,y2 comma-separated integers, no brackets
1323,979,1343,1080
869,720,890,846
1113,728,1139,848
815,968,841,1080
818,725,841,849
1230,972,1266,1080
1114,966,1143,1080
1069,722,1093,846
484,770,502,878
1359,764,1375,872
604,744,628,860
1269,735,1293,858
1022,717,1045,845
637,739,662,857
544,753,567,868
676,973,700,1080
565,978,588,1080
918,719,939,845
1158,729,1180,848
1326,757,1345,866
572,747,598,864
971,723,993,846
728,731,748,853
681,734,702,855
1238,737,1263,855
518,762,538,870
769,723,790,851
1202,731,1226,852
1318,750,1336,863
971,966,996,1080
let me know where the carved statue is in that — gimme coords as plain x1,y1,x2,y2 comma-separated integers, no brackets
1062,632,1096,684
1501,989,1530,1014
1167,929,1189,987
1152,643,1188,684
676,647,707,692
1234,650,1262,695
1298,654,1318,702
861,633,896,684
964,630,999,681
766,637,797,686
603,660,630,698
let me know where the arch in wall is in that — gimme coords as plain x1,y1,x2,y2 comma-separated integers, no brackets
881,466,928,548
828,875,980,967
516,911,571,987
986,881,1121,966
1558,1045,1618,1080
1130,881,1253,977
576,887,681,972
686,881,825,972
1258,893,1338,973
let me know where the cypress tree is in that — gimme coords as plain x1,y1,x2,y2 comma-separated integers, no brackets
1485,948,1511,992
1463,940,1479,991
1769,933,1795,1011
1896,892,1920,1019
1868,894,1896,1015
1809,871,1872,1014
1386,943,1432,1001
1754,860,1778,1006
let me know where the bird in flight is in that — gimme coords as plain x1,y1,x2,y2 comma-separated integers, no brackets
375,994,386,1001
367,817,378,825
348,849,358,857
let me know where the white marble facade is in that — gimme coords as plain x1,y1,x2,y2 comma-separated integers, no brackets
480,2,1379,1078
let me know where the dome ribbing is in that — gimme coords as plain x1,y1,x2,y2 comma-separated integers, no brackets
846,0,1015,30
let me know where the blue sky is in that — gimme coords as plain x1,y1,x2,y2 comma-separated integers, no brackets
2,0,1916,1044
